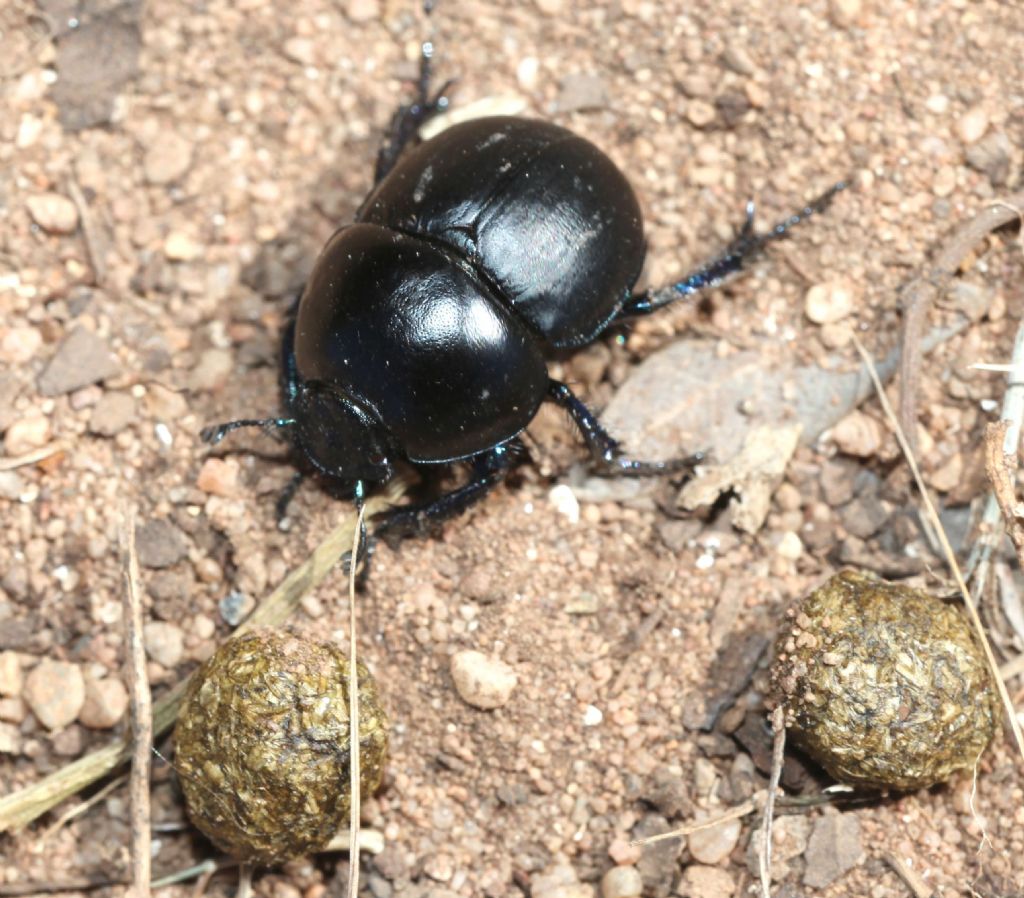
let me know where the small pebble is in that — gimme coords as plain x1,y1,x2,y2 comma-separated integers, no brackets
956,106,989,145
193,613,216,639
143,621,185,668
135,518,189,569
23,660,85,730
775,531,803,561
78,676,129,729
89,392,136,436
4,415,52,456
26,192,79,234
0,326,43,365
0,651,24,696
831,410,884,457
187,348,234,392
0,721,22,754
450,650,518,710
282,36,316,66
196,457,240,497
534,0,565,14
549,484,580,524
685,100,716,128
827,0,861,28
517,56,540,91
679,865,735,898
600,865,642,898
38,327,121,397
933,165,957,197
0,696,26,724
532,860,591,898
803,812,863,888
345,0,380,22
163,230,201,261
0,471,24,500
144,132,193,184
51,724,84,756
608,837,643,866
688,816,742,865
804,280,855,324
556,73,609,113
219,590,253,626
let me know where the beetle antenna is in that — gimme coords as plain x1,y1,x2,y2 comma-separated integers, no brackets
200,417,295,445
622,178,848,316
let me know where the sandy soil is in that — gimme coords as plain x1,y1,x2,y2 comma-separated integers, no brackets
1,0,1023,896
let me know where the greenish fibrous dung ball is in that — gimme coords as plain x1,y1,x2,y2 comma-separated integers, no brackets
174,628,389,865
771,570,999,790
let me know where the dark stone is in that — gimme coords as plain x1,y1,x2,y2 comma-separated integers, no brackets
135,518,188,569
49,1,143,131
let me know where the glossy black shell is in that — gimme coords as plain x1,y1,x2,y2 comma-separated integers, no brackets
293,223,548,464
292,116,646,467
358,116,646,348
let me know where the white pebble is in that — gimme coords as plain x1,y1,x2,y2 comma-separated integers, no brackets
804,280,856,324
600,865,642,898
26,192,79,234
450,650,517,710
549,483,580,524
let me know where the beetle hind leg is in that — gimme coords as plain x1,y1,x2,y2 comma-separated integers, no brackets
373,38,454,184
548,380,703,476
617,180,847,318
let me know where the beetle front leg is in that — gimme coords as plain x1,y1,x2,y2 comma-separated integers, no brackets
372,441,525,544
547,380,703,476
617,180,846,318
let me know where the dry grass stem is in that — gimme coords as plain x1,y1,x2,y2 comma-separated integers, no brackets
898,192,1024,453
235,862,253,898
347,504,366,898
882,851,934,898
630,800,756,846
122,510,153,898
0,441,67,471
964,318,1024,596
39,774,127,844
65,171,107,285
853,337,1024,760
758,706,786,898
0,477,408,833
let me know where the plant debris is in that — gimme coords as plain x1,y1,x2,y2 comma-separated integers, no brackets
772,570,999,790
173,628,388,865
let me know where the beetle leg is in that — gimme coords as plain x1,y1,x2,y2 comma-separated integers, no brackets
618,180,847,318
372,441,526,544
547,380,703,476
274,470,306,524
373,38,454,184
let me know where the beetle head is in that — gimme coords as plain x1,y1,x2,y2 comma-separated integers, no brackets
292,381,393,484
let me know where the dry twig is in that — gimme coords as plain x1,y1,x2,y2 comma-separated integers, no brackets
882,851,934,898
964,319,1024,598
758,706,786,898
0,477,408,833
0,441,67,471
122,511,153,898
65,171,107,286
854,337,1024,760
898,193,1024,453
347,504,366,898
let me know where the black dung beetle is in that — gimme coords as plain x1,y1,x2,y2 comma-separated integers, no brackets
203,48,842,545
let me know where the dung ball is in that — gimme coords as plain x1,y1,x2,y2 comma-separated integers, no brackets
771,570,998,790
174,628,389,865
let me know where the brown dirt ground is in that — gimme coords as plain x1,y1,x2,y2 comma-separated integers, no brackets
2,0,1024,896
